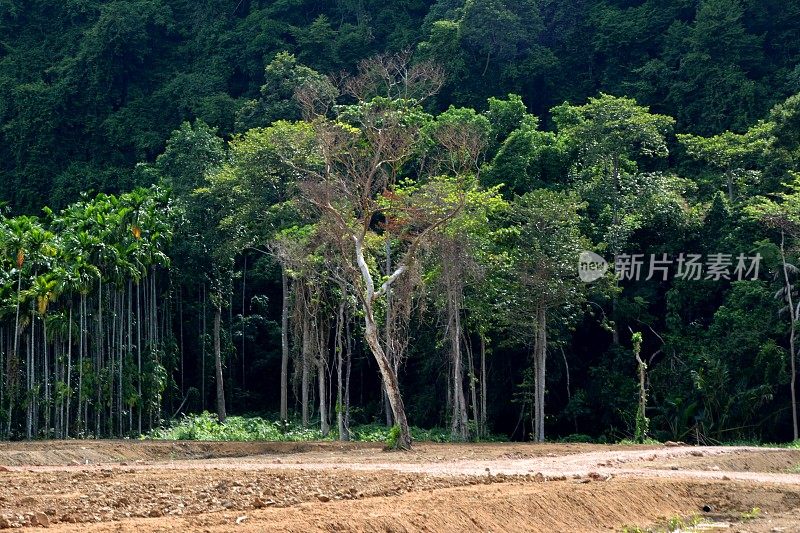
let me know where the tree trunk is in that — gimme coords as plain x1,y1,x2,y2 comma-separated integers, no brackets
65,306,72,438
301,301,310,427
241,256,246,390
354,236,411,449
201,284,206,412
363,314,411,449
480,335,487,438
213,306,226,424
561,346,577,433
280,266,289,421
27,300,34,439
96,279,102,438
43,317,49,439
179,286,184,395
445,256,468,442
126,281,132,435
533,306,547,442
317,349,329,436
344,314,352,439
465,333,479,440
449,302,468,442
383,239,394,428
8,269,21,437
636,355,647,438
78,294,85,435
0,329,3,437
781,230,799,441
336,298,349,441
137,283,142,435
611,156,621,346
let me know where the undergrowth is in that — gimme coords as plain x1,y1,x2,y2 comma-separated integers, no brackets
145,412,507,444
617,438,662,446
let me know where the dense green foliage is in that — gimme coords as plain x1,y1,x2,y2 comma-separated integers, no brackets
2,0,800,445
146,412,480,444
2,0,799,212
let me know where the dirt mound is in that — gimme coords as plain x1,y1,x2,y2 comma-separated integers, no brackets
32,478,800,532
0,440,382,467
639,448,800,474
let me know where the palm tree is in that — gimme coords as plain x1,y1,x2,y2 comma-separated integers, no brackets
25,273,60,438
1,216,34,437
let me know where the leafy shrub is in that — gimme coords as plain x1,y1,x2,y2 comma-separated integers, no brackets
559,433,594,443
146,413,328,442
145,413,507,443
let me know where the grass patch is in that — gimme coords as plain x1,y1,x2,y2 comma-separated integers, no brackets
621,513,704,533
740,507,761,521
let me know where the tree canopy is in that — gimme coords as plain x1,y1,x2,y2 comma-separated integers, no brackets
1,1,800,446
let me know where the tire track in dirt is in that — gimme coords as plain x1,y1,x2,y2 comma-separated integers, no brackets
10,445,800,486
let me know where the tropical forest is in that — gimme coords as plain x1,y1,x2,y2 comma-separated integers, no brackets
2,0,800,454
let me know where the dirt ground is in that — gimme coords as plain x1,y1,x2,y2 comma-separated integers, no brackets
0,441,799,532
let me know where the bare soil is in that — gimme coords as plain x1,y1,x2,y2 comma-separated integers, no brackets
0,441,798,531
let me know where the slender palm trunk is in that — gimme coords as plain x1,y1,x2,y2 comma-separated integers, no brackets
0,328,4,438
150,269,158,429
96,279,103,437
43,317,49,438
137,282,142,435
126,281,132,435
118,288,124,436
78,294,85,435
8,269,21,437
201,284,206,412
26,300,34,439
65,306,72,438
109,289,116,436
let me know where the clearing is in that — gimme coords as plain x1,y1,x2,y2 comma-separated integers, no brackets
0,440,799,531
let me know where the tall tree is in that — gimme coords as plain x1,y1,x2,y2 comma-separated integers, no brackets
748,179,800,440
679,123,771,202
282,55,467,449
553,94,675,343
507,190,589,442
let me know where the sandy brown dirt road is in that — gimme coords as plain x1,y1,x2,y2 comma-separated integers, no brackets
0,441,799,532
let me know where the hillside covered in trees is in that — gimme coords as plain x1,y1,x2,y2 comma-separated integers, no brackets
1,0,800,447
